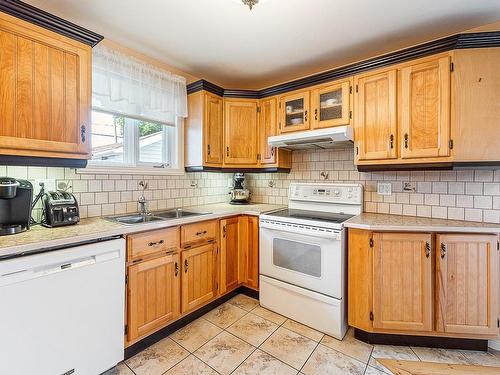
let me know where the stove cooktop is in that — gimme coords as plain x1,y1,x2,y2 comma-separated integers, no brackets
265,208,355,224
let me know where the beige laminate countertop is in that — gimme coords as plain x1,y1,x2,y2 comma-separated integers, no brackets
0,203,283,259
345,213,500,234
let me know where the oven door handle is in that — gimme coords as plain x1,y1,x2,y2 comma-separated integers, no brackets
259,220,341,240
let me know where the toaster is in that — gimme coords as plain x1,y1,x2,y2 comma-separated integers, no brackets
42,191,80,228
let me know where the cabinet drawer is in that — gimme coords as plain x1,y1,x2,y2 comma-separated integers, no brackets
181,220,217,246
128,227,180,261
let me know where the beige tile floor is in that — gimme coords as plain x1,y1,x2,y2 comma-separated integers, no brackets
105,294,500,375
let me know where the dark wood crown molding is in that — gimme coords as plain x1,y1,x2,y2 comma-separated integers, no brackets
0,0,103,47
187,31,500,99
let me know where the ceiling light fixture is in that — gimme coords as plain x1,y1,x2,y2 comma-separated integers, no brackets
242,0,259,10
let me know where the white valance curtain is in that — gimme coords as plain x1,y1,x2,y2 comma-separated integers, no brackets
92,44,188,124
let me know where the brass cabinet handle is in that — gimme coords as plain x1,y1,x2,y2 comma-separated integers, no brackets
314,108,318,120
425,241,431,258
404,133,409,149
207,144,211,156
184,259,189,273
223,225,227,238
440,243,447,259
389,134,394,149
271,147,275,157
196,230,208,236
148,239,164,247
304,110,308,122
175,262,179,276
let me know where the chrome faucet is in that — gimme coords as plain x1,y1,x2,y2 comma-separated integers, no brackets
138,180,149,215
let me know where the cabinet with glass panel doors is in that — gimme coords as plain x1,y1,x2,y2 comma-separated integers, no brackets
311,79,352,129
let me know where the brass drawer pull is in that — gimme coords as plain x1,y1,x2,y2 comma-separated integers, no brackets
184,259,189,273
175,262,179,277
165,248,176,255
425,241,431,258
148,240,164,247
196,230,208,236
404,133,409,149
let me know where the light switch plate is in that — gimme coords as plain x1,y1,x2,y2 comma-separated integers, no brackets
377,182,392,196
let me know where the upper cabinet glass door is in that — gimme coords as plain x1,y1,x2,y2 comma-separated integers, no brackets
279,91,310,133
312,80,351,129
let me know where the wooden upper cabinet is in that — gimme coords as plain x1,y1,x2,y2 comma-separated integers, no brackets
181,243,216,313
372,232,433,332
258,97,278,165
311,80,351,129
204,92,224,165
0,14,91,159
224,100,258,165
400,56,451,159
219,217,240,294
354,70,398,161
279,90,310,133
436,234,499,336
127,253,180,342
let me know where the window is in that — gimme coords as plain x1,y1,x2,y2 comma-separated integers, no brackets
82,44,187,175
90,110,178,172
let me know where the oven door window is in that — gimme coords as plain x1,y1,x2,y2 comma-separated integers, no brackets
272,238,321,277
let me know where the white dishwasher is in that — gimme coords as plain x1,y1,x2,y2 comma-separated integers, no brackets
0,238,126,375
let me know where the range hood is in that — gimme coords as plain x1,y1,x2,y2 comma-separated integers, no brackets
268,126,353,150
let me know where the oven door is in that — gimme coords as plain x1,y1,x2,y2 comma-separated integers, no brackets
259,219,344,299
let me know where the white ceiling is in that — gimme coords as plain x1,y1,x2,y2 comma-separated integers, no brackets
26,0,500,89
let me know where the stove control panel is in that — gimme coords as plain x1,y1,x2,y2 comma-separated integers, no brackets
289,183,363,205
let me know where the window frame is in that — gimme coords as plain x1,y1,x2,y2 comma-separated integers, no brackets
79,110,185,176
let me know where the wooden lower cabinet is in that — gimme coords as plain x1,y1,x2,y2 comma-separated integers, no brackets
127,252,180,342
436,234,499,336
181,243,217,313
219,217,240,294
348,229,500,340
373,232,433,332
239,216,259,290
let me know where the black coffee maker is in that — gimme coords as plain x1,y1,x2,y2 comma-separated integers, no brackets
0,177,33,236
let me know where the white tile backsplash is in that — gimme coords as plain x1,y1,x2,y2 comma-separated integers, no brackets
246,148,500,224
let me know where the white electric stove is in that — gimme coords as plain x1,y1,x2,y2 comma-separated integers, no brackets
259,183,363,339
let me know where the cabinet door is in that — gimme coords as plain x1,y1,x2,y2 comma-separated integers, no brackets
239,216,259,290
400,56,451,159
219,217,240,294
354,70,397,161
279,91,310,133
436,234,499,335
311,80,351,129
224,100,258,165
373,232,433,332
258,97,278,165
181,243,216,313
0,26,91,158
127,253,180,341
204,92,224,165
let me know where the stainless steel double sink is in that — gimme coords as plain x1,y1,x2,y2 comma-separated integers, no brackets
105,208,211,225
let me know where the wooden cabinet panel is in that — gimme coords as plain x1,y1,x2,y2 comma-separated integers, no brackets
348,229,374,331
0,14,91,158
128,227,180,261
239,216,259,290
219,217,240,294
127,253,180,341
279,90,310,133
204,92,224,165
181,220,217,247
224,100,258,165
355,70,398,161
373,232,433,332
311,80,351,129
181,243,216,313
436,234,499,335
400,56,451,159
258,97,277,165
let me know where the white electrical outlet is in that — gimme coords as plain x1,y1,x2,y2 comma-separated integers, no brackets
377,182,392,196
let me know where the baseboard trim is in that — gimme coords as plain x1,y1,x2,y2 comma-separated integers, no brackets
124,286,257,360
354,329,489,351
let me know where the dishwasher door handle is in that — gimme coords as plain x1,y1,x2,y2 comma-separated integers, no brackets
0,250,120,287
